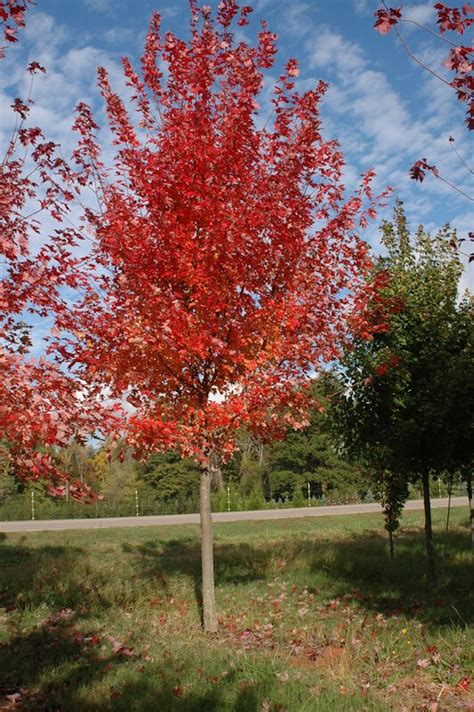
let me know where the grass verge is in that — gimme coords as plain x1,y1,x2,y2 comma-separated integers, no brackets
0,507,473,711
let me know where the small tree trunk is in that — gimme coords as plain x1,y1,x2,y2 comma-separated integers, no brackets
443,474,453,557
200,466,217,633
388,528,394,559
466,471,473,552
421,469,436,587
445,474,453,535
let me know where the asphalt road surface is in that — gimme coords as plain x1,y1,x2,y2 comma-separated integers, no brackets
0,497,466,533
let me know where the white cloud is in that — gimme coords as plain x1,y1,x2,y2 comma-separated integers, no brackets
403,3,435,26
103,27,136,45
83,0,116,13
24,11,68,49
281,2,313,36
354,0,370,15
308,29,365,73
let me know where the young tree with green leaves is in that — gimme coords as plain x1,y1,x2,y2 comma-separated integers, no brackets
339,201,473,582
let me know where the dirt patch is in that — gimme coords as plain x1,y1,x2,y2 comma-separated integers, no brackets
289,645,346,670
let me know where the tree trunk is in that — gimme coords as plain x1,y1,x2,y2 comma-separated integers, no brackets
444,474,453,557
445,474,453,534
200,466,217,633
466,470,473,552
211,463,225,491
421,469,436,587
388,528,394,559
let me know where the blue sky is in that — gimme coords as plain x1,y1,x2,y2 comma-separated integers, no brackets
1,0,472,298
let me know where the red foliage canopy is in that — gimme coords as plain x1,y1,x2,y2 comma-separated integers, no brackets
57,0,389,467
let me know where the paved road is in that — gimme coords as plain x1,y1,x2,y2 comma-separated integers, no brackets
0,497,467,533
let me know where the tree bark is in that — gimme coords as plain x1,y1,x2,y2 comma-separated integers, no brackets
388,528,394,559
421,469,436,587
211,463,225,491
466,470,473,552
444,473,453,557
445,474,453,534
200,465,218,633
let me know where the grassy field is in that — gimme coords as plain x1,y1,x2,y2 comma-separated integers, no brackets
0,508,472,711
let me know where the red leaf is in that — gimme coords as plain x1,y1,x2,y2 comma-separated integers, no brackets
374,7,402,35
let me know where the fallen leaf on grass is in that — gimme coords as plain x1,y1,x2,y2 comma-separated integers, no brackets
360,682,370,696
236,626,274,650
105,634,136,658
39,608,74,629
5,692,22,703
417,658,430,669
86,634,101,646
1,688,41,710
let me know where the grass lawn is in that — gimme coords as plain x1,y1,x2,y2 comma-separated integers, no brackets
0,507,473,711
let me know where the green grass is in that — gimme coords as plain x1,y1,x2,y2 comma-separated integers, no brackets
0,508,473,711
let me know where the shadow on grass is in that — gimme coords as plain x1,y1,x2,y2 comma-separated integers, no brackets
122,523,473,628
308,525,473,626
0,540,94,612
103,679,264,712
122,538,272,625
0,619,264,711
0,619,122,710
0,522,472,709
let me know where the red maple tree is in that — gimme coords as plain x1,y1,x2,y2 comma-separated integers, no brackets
0,3,118,499
56,0,387,630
